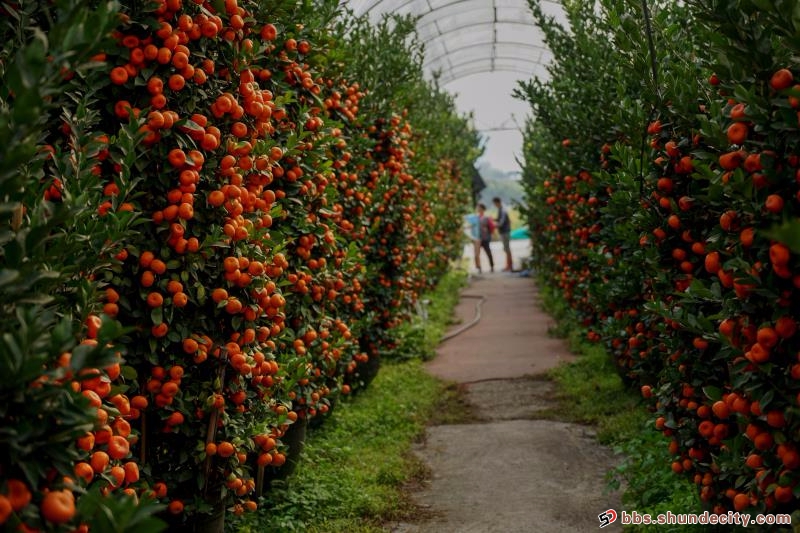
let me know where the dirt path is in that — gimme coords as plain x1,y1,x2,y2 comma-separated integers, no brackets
392,273,623,532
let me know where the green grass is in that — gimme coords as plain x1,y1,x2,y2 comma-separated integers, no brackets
388,269,467,361
547,341,645,445
536,282,701,532
236,361,442,532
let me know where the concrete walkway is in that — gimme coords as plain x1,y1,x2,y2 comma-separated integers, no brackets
395,272,623,532
426,273,573,381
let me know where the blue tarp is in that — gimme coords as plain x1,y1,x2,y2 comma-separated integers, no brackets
510,227,529,240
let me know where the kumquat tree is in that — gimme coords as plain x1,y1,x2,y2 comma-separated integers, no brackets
0,0,477,531
519,0,800,521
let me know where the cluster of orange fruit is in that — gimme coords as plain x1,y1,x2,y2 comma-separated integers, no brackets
532,64,800,514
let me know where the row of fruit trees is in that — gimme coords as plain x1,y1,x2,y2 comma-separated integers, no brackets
0,1,479,530
519,0,800,518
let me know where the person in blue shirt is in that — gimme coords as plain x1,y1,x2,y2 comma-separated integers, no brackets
465,203,495,273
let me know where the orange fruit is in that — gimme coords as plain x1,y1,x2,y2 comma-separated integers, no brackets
225,298,242,314
770,68,794,91
146,292,164,308
109,465,125,488
156,47,172,65
123,462,140,484
151,323,169,338
739,227,754,247
168,500,184,514
718,318,735,338
153,482,168,499
745,454,763,469
769,243,790,266
169,365,184,380
748,342,770,363
692,337,708,350
667,214,681,229
110,66,129,85
171,51,189,70
90,451,110,473
775,316,797,339
766,411,786,428
77,432,95,452
0,495,12,525
733,492,750,511
217,441,235,458
211,288,228,303
173,292,189,307
726,122,748,144
756,327,779,348
140,270,155,288
711,400,729,419
150,259,167,275
108,435,131,460
166,412,184,426
41,489,76,524
168,73,185,91
704,251,721,274
6,479,31,511
168,149,187,168
161,381,179,397
261,23,277,41
130,395,148,410
765,194,784,213
754,432,774,451
182,338,199,354
112,417,131,438
775,486,793,503
698,420,715,438
719,150,744,170
782,450,800,469
730,102,747,119
719,210,736,231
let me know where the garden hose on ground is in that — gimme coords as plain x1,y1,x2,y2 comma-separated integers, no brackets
440,293,486,342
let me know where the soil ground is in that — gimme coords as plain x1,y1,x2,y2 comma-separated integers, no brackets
389,273,623,532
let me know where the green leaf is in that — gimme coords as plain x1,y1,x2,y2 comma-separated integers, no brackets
702,386,722,401
4,238,23,267
150,306,163,325
0,269,20,287
763,219,800,253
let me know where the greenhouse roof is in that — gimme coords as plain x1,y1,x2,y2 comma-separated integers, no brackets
344,0,565,84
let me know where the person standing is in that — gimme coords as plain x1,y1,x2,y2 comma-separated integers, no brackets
464,209,482,272
477,203,495,273
493,197,512,271
464,203,495,273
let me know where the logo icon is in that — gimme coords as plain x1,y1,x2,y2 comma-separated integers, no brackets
598,509,618,528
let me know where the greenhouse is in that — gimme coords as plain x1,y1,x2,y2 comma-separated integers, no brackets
1,0,799,531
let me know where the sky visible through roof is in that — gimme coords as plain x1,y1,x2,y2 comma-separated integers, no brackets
343,0,567,174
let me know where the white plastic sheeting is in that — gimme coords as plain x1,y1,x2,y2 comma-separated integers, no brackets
344,0,565,84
